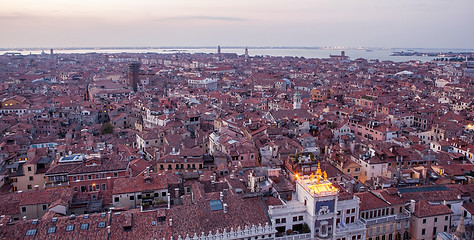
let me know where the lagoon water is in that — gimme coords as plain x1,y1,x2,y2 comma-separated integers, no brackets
1,47,473,62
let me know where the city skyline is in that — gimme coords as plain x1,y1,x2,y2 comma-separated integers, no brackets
1,0,474,49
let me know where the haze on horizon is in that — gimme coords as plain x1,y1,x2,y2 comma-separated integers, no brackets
1,0,473,49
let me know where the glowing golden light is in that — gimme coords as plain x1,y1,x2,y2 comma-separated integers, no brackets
300,162,338,195
307,182,338,194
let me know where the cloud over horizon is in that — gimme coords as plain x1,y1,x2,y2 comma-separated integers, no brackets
1,0,473,48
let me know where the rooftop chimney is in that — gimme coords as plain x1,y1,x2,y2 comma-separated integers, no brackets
223,203,228,213
409,200,416,213
167,193,171,209
169,218,173,227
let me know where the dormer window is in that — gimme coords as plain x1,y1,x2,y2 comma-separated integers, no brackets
144,176,152,183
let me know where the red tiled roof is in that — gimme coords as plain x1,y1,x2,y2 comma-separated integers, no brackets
355,191,389,211
413,200,452,218
113,173,168,195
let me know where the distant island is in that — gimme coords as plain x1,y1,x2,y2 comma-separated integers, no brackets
391,50,474,61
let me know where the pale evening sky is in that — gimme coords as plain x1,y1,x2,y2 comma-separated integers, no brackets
1,0,473,48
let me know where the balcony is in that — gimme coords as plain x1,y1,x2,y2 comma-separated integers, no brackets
275,233,312,240
44,181,70,188
335,220,366,235
360,215,396,226
360,210,410,227
268,202,307,216
395,211,411,220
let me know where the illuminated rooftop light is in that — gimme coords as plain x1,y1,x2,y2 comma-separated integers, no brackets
297,162,338,196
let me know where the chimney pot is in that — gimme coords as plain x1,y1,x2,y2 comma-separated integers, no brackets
409,200,416,213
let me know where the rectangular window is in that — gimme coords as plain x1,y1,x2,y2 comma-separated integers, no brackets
114,172,118,178
98,222,106,228
102,184,106,190
47,227,56,234
114,197,119,202
21,207,27,213
42,205,47,211
130,196,135,201
421,229,425,235
293,216,297,222
29,176,34,181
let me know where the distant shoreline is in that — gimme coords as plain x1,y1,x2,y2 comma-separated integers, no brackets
2,47,473,62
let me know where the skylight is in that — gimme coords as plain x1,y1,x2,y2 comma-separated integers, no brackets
209,200,223,211
25,229,37,236
81,223,89,230
65,225,74,232
47,227,56,234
